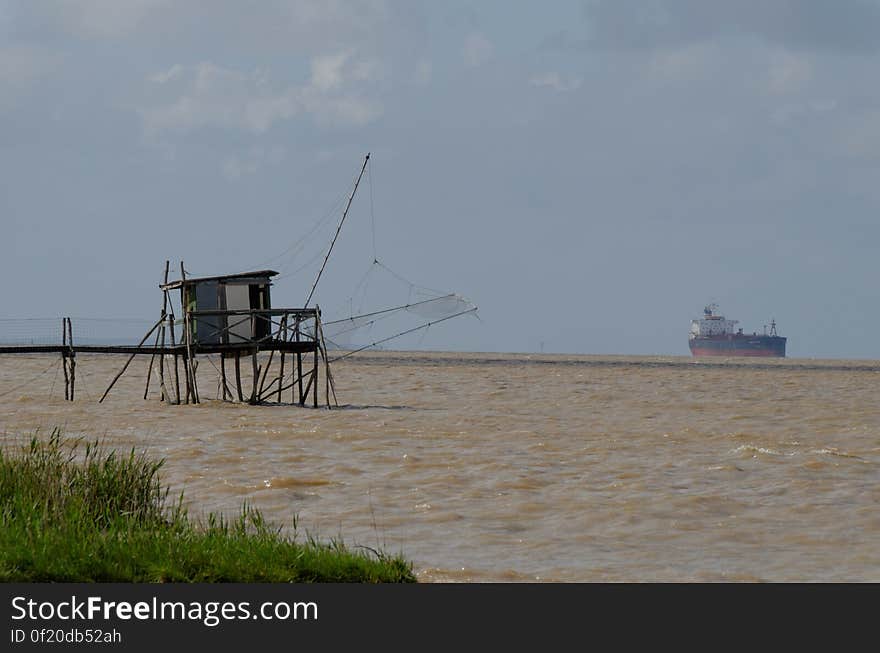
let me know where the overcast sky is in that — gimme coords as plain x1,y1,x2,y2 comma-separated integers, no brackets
3,1,880,358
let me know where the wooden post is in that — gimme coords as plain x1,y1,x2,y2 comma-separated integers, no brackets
257,347,275,399
295,317,303,405
313,318,319,409
316,310,336,408
220,353,229,400
98,318,164,403
250,349,259,404
300,369,314,406
61,318,69,401
67,318,75,402
180,261,199,404
234,352,243,402
277,314,287,403
317,308,328,409
144,325,161,400
168,312,181,405
157,315,167,402
159,261,170,402
248,310,258,404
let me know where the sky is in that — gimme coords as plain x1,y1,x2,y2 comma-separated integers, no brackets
3,1,880,358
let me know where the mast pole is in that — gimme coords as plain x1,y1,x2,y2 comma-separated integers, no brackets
304,153,370,308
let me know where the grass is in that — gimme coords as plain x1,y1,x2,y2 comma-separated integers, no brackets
0,429,416,582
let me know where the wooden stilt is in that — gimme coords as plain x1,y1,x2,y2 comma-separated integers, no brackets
295,317,303,405
191,355,199,404
235,352,243,402
313,331,319,409
317,309,329,409
61,319,69,401
250,349,259,404
301,370,314,406
220,353,229,400
316,311,336,408
157,320,167,402
257,347,274,398
158,261,170,402
277,315,287,403
168,312,181,405
144,325,161,400
99,317,163,403
180,261,198,404
67,318,75,402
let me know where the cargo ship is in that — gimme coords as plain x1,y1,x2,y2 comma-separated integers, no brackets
689,304,786,357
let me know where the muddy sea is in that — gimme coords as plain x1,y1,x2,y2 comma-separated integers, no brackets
1,351,878,582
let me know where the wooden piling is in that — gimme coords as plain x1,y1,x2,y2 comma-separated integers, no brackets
317,310,329,409
295,317,303,405
158,261,170,402
257,347,275,399
277,314,287,403
250,349,259,404
234,352,243,402
313,330,319,409
99,317,163,403
168,312,181,405
61,318,69,401
67,318,75,402
220,353,229,400
180,261,198,404
144,324,160,400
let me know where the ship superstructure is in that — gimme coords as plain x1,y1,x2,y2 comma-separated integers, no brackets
689,304,786,357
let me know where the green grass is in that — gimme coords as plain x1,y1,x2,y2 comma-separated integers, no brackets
0,429,416,582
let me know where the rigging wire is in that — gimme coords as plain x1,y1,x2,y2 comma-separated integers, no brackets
322,294,469,349
50,356,61,397
329,307,478,363
324,294,458,327
372,259,451,298
247,188,349,274
0,358,61,399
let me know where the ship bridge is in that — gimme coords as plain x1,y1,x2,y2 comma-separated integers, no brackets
690,304,738,338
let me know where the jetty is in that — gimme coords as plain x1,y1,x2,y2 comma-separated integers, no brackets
0,265,334,407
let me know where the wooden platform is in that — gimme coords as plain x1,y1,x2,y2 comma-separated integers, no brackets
0,341,319,356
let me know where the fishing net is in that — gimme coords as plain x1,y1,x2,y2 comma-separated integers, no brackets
0,318,156,346
319,260,478,355
232,155,479,358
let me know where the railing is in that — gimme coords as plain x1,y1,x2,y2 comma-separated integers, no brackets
187,308,320,347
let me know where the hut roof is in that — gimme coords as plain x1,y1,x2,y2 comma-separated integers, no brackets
160,270,279,291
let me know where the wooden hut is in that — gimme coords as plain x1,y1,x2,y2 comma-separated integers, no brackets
160,270,278,344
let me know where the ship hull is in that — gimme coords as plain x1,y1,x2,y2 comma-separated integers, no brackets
689,335,786,358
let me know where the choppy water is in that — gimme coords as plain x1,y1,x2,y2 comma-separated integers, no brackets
2,351,879,581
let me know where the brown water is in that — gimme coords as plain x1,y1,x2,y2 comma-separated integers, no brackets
2,351,879,582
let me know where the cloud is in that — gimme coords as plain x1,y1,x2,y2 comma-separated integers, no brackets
36,0,172,38
767,50,813,94
141,56,382,135
0,45,61,86
572,0,880,53
0,44,62,107
771,99,837,126
648,42,718,81
23,0,396,56
462,32,494,67
413,59,432,85
221,144,286,181
310,52,350,91
529,72,582,92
